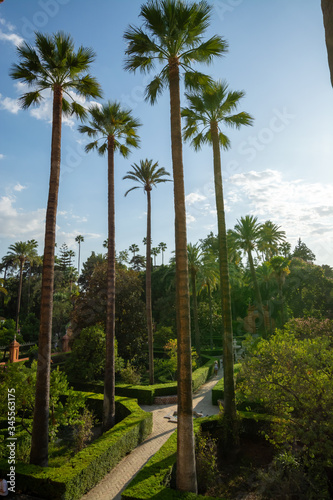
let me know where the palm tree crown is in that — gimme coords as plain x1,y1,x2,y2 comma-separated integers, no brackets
79,101,141,156
182,79,253,150
124,0,228,103
10,31,102,118
123,158,171,195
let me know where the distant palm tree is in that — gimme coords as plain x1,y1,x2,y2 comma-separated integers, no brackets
268,256,291,326
258,221,286,261
182,79,253,435
75,235,84,275
79,101,141,432
230,215,267,336
129,243,139,257
151,247,160,267
10,31,101,466
6,240,38,330
187,243,202,356
158,242,167,265
197,250,219,348
124,158,170,384
124,2,227,490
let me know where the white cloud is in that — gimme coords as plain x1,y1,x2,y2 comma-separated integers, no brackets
0,154,4,160
0,94,20,114
227,169,333,264
0,195,45,239
185,192,206,205
13,183,26,192
0,17,23,47
0,29,24,47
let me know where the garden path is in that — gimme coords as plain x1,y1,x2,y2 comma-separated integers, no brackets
80,369,223,500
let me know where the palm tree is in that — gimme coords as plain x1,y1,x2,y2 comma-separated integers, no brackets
78,101,141,432
229,215,267,335
158,242,167,265
124,158,171,385
322,0,333,86
151,247,160,267
75,235,84,276
129,243,139,258
11,31,101,466
187,243,202,356
182,80,253,436
197,250,219,348
268,256,291,326
124,3,226,491
6,240,38,329
258,221,286,262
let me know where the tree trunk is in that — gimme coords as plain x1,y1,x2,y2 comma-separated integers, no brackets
208,283,213,349
146,187,154,385
169,57,197,494
190,268,201,356
322,0,333,86
248,249,267,336
211,122,237,439
30,85,62,466
103,136,116,431
15,259,24,331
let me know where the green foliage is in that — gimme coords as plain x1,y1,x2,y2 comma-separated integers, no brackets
195,429,217,494
154,326,176,347
65,324,123,382
0,318,23,346
73,408,95,453
19,313,39,342
238,320,333,470
120,361,141,385
0,395,152,500
0,361,86,441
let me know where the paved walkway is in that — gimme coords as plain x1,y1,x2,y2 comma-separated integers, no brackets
80,371,223,500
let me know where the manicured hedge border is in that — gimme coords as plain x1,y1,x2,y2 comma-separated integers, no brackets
121,417,221,500
122,412,274,500
72,357,216,405
0,394,152,500
211,363,242,405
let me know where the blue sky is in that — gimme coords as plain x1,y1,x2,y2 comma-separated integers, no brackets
0,0,332,270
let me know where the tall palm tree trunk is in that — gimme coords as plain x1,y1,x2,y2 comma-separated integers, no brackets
247,250,266,335
146,188,154,385
15,259,24,331
190,268,201,356
211,122,237,436
103,137,116,431
30,85,62,466
169,58,197,494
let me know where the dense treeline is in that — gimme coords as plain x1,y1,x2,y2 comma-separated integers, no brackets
1,222,332,355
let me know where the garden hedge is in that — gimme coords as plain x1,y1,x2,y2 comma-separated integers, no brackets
211,363,242,405
71,358,216,405
0,394,152,500
121,412,274,500
121,417,221,500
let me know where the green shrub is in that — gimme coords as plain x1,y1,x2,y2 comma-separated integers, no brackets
120,361,141,385
0,395,152,500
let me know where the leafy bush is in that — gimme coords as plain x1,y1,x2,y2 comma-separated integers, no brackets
120,361,141,385
238,321,333,471
0,360,86,442
65,324,124,382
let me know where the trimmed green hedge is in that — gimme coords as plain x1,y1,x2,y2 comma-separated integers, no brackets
0,395,152,500
121,418,221,500
71,358,216,405
122,412,273,500
211,363,242,406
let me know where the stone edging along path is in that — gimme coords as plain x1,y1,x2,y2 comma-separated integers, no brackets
80,370,223,500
